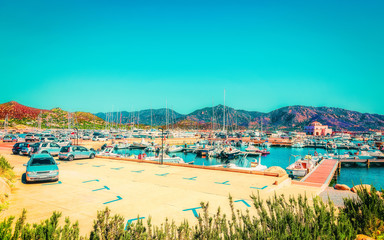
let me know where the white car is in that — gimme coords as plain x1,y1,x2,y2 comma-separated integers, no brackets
82,135,91,140
36,142,62,156
56,140,72,147
92,136,108,141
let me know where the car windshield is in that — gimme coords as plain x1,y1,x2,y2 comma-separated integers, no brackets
30,158,55,166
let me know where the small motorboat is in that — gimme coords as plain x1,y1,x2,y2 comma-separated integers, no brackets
286,155,315,178
97,146,121,157
144,154,184,164
292,142,305,148
167,145,184,153
114,142,131,149
130,138,150,149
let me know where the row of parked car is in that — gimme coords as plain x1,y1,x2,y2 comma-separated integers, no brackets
13,141,96,159
13,140,97,183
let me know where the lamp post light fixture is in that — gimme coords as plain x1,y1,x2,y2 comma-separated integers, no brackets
158,128,164,165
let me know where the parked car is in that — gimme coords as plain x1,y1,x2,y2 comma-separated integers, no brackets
115,135,123,140
23,154,60,183
82,135,91,140
92,135,107,141
56,139,72,147
12,142,30,155
40,137,57,143
21,143,39,156
3,135,18,142
36,142,61,156
25,134,39,142
58,146,95,161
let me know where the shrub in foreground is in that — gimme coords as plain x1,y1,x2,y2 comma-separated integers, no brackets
1,188,384,239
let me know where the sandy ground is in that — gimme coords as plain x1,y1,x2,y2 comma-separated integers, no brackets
0,141,321,236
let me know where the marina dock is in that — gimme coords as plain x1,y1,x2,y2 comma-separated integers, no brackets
338,158,384,167
295,159,339,188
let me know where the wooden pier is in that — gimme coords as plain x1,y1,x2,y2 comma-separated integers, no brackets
298,159,339,188
338,158,384,168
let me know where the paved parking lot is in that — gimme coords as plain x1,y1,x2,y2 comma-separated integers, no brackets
0,148,321,235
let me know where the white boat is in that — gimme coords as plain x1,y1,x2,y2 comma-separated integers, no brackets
167,145,184,153
245,145,258,152
225,162,267,171
131,138,151,149
262,142,272,148
145,146,156,152
292,142,305,148
227,154,267,171
286,155,315,178
97,146,121,157
144,154,184,164
114,142,131,149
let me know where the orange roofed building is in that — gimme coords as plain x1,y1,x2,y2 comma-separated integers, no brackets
304,121,332,136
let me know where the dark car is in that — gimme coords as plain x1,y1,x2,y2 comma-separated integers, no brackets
12,142,30,155
20,142,39,156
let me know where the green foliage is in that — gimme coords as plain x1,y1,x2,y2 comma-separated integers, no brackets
1,189,384,239
0,209,81,240
0,155,15,184
343,187,384,239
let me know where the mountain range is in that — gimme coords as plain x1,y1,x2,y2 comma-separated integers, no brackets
96,105,384,131
0,101,383,131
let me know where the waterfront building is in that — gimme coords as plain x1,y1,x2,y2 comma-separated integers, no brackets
304,121,332,136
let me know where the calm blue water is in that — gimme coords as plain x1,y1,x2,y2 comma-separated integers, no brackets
115,146,383,190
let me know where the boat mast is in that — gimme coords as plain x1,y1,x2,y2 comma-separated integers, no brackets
166,99,168,131
211,98,214,133
223,89,226,133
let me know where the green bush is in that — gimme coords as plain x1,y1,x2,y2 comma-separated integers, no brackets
0,155,15,186
343,187,384,239
1,188,384,239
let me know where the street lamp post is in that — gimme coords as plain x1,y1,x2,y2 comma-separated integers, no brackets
74,127,78,146
159,128,164,165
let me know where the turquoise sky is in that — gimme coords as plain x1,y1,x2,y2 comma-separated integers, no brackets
0,0,383,114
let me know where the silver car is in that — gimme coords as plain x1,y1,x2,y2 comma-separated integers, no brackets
36,142,61,156
23,154,60,183
58,146,95,161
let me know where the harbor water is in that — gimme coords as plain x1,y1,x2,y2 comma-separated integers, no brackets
115,146,383,190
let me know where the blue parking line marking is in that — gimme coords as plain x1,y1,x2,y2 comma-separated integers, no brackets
183,176,197,181
103,196,123,204
82,179,99,183
234,199,251,207
92,165,105,167
42,181,62,186
214,180,230,185
125,217,145,230
111,167,124,170
250,186,268,190
76,163,88,165
131,170,144,173
93,186,110,191
183,207,202,218
155,173,169,176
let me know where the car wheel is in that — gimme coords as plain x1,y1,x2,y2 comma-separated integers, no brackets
89,153,95,159
42,151,50,155
68,155,74,161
